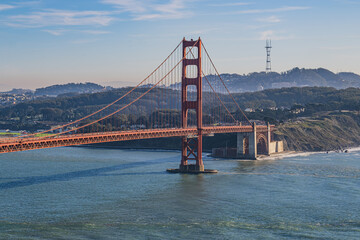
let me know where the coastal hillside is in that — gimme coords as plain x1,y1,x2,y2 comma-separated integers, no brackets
274,113,360,151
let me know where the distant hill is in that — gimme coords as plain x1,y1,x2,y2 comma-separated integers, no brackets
205,68,360,92
3,68,360,97
337,72,360,86
0,88,33,95
1,86,360,126
34,82,110,97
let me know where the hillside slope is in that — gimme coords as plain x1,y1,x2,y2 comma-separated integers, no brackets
274,113,360,151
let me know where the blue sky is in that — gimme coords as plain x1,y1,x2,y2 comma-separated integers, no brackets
1,0,360,90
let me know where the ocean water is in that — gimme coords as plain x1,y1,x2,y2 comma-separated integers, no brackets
0,147,359,239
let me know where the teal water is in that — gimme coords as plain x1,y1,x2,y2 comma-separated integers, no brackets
0,147,359,239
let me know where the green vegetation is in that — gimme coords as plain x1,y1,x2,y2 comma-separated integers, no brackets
32,133,56,137
3,86,360,127
0,132,20,136
1,85,360,152
274,112,360,151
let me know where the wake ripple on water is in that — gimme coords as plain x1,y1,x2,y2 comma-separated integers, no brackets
219,171,360,179
1,148,360,239
1,219,360,240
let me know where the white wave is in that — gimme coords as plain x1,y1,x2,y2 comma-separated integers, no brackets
259,151,324,161
345,146,360,153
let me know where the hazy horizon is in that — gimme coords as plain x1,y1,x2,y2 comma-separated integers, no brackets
1,0,360,91
1,66,359,92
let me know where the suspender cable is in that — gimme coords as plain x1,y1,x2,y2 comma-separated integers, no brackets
18,40,184,139
201,42,251,125
187,46,237,123
36,40,200,140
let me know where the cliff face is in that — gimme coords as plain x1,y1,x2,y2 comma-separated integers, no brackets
274,113,360,151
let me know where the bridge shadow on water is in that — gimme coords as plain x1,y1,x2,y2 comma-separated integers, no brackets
0,158,169,190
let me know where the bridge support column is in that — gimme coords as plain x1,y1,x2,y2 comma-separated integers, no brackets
236,123,257,160
179,136,204,172
167,37,216,174
249,123,257,159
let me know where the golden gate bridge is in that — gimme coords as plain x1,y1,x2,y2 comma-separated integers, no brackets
0,38,274,173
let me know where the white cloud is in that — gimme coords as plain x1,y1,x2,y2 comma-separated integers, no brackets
42,29,110,36
14,1,41,7
71,39,99,44
43,29,67,36
102,0,190,21
153,0,184,14
70,38,99,44
0,4,15,11
82,30,110,35
237,6,310,14
209,2,252,7
8,9,115,27
134,14,163,20
259,30,294,40
260,30,274,40
101,0,146,13
257,16,281,23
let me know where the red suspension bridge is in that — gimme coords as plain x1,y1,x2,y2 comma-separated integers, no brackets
0,38,274,173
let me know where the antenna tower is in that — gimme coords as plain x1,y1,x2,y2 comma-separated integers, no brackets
265,39,272,72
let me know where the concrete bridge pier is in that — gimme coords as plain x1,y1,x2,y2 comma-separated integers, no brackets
237,122,257,159
236,122,284,159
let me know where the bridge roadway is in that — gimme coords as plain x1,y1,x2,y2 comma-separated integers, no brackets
0,125,271,154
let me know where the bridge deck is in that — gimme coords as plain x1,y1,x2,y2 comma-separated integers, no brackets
0,125,271,154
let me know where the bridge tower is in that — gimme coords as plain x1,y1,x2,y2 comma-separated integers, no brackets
167,37,216,174
180,37,204,172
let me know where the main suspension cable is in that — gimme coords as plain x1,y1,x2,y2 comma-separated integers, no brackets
34,40,200,140
18,40,184,138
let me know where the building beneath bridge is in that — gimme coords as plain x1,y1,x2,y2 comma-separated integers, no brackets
212,122,284,159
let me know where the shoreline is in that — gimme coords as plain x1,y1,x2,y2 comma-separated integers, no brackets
258,146,360,161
